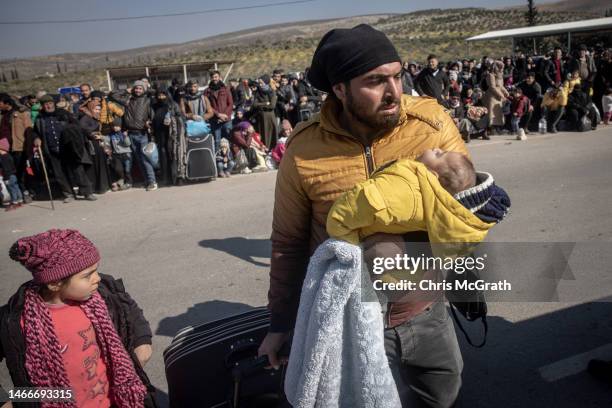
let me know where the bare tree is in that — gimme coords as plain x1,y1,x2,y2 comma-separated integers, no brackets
525,0,539,26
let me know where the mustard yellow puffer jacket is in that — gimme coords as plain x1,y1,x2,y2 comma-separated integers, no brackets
327,159,495,247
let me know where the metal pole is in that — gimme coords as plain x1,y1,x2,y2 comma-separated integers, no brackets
183,64,188,84
568,32,572,53
106,70,112,91
37,148,55,211
533,38,537,55
512,37,515,57
223,63,234,83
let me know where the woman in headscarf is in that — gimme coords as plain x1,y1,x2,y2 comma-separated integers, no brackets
481,59,509,134
152,85,184,185
250,76,278,149
78,97,112,194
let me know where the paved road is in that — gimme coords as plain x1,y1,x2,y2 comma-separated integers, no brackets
1,128,611,407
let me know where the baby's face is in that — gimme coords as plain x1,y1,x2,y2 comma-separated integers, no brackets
416,148,453,174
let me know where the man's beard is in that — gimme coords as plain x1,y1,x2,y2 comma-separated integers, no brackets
346,87,401,131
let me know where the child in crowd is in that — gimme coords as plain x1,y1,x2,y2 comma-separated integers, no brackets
245,123,269,171
462,86,474,107
0,139,23,211
0,229,156,407
270,120,292,169
216,138,235,178
509,87,529,136
109,117,132,191
602,88,612,125
232,109,246,127
297,95,315,123
327,149,510,245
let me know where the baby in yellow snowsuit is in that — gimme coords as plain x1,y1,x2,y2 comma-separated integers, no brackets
326,148,509,247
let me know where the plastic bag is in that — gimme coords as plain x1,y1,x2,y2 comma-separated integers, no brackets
142,142,160,169
186,120,211,138
578,115,592,132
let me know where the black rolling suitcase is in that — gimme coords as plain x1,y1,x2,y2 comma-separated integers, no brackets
164,307,290,408
185,133,217,181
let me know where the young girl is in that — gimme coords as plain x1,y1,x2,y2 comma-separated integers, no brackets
216,138,235,178
1,229,156,408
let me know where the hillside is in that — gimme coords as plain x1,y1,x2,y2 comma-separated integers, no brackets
0,7,597,95
538,0,612,14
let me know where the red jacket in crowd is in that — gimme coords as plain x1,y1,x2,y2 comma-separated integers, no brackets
510,94,529,117
204,84,234,118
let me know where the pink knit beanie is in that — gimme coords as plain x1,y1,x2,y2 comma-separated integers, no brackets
9,229,100,284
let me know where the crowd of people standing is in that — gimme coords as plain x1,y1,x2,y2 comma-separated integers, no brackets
1,43,611,211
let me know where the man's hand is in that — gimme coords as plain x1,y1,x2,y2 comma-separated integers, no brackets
362,233,407,269
134,344,153,367
218,113,229,122
258,331,290,370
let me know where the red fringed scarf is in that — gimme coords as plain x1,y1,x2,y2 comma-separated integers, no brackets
22,287,147,408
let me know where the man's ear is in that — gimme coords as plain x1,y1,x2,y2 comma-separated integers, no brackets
332,82,347,102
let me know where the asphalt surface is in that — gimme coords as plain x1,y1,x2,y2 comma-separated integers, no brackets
1,127,612,407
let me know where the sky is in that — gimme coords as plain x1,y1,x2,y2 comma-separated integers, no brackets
1,0,545,59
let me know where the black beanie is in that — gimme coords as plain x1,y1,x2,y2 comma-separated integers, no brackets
307,24,401,93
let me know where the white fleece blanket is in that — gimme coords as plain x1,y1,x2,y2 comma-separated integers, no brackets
284,239,401,408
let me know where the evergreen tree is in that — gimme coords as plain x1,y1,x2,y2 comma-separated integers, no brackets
525,0,539,26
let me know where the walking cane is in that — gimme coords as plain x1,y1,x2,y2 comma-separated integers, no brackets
36,146,55,211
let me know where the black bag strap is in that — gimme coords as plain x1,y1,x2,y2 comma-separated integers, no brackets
450,303,488,348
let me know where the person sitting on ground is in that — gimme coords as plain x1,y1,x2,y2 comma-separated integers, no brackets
566,83,597,131
216,137,235,178
230,124,258,174
541,86,568,133
508,87,530,136
244,123,269,172
327,148,511,246
270,120,292,169
1,229,157,408
602,88,612,125
0,138,24,211
517,72,542,133
462,86,474,107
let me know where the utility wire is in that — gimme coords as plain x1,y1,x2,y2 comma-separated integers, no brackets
0,0,316,25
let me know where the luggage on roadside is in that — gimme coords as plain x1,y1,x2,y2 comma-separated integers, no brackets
185,133,217,180
164,307,290,408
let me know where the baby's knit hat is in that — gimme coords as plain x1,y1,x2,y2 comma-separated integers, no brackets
454,172,511,224
9,229,100,284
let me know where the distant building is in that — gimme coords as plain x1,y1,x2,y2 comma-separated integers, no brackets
466,17,612,55
105,61,234,90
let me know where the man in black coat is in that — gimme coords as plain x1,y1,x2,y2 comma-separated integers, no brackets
517,72,542,132
32,95,96,202
566,84,597,131
415,54,450,103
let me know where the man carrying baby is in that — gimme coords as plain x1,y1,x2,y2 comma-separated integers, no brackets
259,24,471,408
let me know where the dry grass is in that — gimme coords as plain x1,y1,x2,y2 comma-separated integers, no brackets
0,8,595,95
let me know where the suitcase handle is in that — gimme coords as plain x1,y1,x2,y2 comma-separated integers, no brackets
228,342,291,380
232,355,271,380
